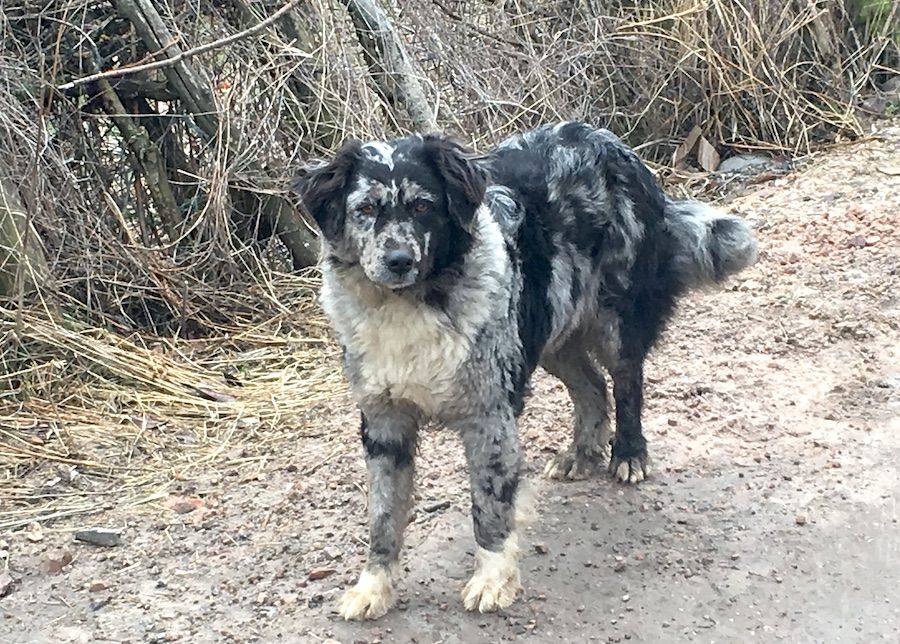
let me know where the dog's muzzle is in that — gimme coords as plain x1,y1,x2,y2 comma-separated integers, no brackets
384,248,415,277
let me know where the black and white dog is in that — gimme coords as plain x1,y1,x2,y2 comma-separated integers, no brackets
293,122,757,620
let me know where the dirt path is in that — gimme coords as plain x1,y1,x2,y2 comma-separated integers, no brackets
2,125,899,644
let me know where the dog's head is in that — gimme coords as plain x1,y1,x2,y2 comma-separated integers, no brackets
293,134,487,289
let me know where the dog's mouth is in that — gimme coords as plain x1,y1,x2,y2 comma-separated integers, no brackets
356,262,420,291
373,274,418,291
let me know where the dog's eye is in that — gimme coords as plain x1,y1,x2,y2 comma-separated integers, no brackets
413,200,431,214
357,203,376,217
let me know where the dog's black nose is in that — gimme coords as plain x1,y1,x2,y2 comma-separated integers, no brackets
385,249,414,275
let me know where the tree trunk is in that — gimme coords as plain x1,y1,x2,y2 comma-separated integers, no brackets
96,78,184,242
0,175,50,297
339,0,438,132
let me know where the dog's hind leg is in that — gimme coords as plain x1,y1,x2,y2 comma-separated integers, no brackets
541,339,612,481
457,409,523,613
339,409,417,620
608,355,651,484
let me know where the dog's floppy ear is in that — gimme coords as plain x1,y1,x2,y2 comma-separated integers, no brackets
422,134,487,230
291,140,362,239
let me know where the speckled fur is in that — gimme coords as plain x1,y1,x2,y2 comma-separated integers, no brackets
292,122,758,619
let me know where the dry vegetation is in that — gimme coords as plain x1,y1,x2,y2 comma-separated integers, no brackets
0,0,897,529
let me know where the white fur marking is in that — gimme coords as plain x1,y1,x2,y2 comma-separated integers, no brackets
400,178,435,206
321,206,510,416
346,176,377,211
362,142,395,170
339,566,395,620
462,533,521,612
334,289,469,414
612,457,649,484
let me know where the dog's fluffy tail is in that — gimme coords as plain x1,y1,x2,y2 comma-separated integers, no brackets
664,199,758,290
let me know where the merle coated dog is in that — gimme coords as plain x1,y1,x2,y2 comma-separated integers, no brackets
293,122,757,620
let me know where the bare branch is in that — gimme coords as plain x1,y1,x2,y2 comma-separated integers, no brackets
340,0,437,132
95,78,184,242
57,0,308,91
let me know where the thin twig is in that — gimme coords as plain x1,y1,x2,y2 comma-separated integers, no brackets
57,0,308,91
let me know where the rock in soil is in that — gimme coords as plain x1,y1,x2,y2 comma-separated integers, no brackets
308,568,336,581
0,571,14,597
39,550,73,575
75,528,122,547
165,496,205,514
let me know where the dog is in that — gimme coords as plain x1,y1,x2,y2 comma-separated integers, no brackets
292,121,757,620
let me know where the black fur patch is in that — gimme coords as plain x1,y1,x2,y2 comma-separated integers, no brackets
360,414,413,468
292,140,362,239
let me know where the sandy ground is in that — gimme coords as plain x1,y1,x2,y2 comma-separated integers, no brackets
2,125,899,644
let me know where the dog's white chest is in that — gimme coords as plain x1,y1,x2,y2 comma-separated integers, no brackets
326,285,470,414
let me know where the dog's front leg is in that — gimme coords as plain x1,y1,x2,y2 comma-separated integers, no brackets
339,409,417,620
458,410,523,612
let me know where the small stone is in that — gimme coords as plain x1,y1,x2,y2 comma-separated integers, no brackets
613,559,627,573
0,571,14,597
166,496,204,514
25,522,44,542
323,546,342,561
75,528,122,547
795,513,808,526
308,568,336,581
39,550,73,575
90,597,110,611
422,500,451,513
717,153,772,173
89,581,109,593
534,543,549,555
622,594,630,602
237,416,260,429
847,234,867,248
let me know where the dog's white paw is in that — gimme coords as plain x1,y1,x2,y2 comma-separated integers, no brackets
338,567,394,620
461,535,521,613
609,454,650,484
543,448,605,481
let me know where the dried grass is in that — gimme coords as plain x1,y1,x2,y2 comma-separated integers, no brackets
0,0,896,528
0,273,346,529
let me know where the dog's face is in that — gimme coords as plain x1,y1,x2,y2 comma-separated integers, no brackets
293,134,487,289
